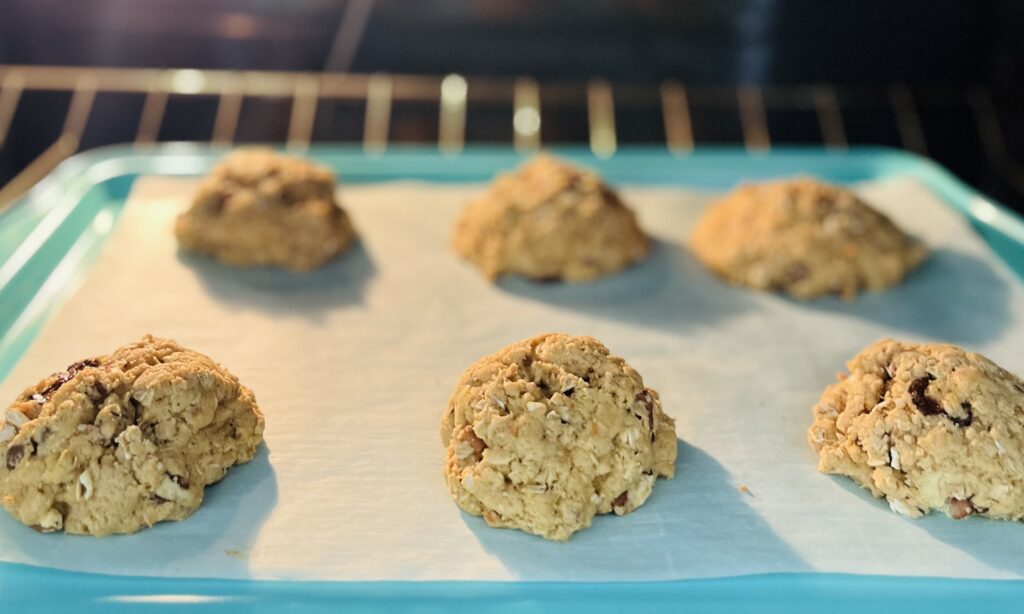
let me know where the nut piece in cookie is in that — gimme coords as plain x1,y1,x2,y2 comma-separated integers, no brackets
440,333,677,541
451,155,650,282
809,339,1024,521
0,335,265,536
175,149,357,271
690,178,927,299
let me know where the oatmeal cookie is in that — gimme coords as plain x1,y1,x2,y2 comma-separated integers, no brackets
441,333,677,541
452,155,650,282
691,178,927,299
809,339,1024,521
175,149,356,271
0,335,265,535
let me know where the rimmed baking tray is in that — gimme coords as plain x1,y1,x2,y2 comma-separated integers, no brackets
1,144,1023,611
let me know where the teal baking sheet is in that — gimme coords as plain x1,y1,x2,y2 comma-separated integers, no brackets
1,144,1023,611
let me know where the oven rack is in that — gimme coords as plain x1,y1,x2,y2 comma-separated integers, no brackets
0,64,1021,210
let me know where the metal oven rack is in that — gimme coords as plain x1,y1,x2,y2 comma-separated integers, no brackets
0,64,1022,210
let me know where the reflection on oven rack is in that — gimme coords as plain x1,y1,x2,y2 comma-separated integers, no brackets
0,65,1022,210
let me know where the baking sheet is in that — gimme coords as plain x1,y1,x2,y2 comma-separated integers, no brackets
1,175,1023,582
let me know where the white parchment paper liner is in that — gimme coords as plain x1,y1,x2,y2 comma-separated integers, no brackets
0,176,1022,581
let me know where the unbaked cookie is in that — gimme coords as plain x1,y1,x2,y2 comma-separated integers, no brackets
0,335,265,535
440,333,677,541
175,149,356,271
808,339,1024,521
451,155,650,282
691,178,927,299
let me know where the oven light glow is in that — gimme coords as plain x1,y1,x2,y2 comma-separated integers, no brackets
102,594,233,604
170,69,206,94
440,74,467,103
92,209,114,235
969,197,998,225
514,107,540,137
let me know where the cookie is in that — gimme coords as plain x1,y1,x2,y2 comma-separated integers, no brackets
808,339,1024,521
0,336,265,535
440,333,677,541
451,155,650,282
175,149,356,271
690,178,927,299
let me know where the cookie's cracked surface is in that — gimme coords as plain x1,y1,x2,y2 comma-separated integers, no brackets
451,155,650,282
440,334,677,541
809,339,1024,521
691,178,927,299
175,149,356,271
0,336,265,535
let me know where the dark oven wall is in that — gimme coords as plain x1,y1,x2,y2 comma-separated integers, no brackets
1,0,1022,212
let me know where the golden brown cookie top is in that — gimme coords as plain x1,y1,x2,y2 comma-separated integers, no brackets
191,148,337,215
452,155,650,282
691,178,928,299
809,338,1024,521
175,149,356,271
441,333,676,541
0,335,264,535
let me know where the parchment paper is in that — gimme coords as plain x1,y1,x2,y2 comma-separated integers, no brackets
1,176,1023,582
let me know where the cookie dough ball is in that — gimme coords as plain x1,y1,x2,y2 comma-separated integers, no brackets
175,149,356,271
440,333,677,541
0,336,265,535
809,339,1024,521
691,178,927,299
451,155,650,282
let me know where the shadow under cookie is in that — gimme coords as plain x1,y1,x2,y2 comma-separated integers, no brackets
460,439,810,580
916,506,1024,576
176,241,377,321
0,443,278,578
493,239,756,336
823,473,1024,577
792,248,1012,345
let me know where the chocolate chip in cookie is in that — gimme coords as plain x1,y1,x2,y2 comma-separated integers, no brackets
0,335,265,536
809,338,1024,521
